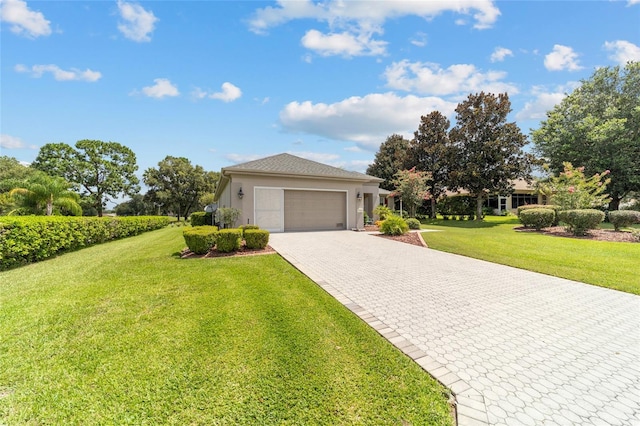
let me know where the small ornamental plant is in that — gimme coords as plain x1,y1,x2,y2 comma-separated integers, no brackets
519,208,555,230
608,210,640,231
543,162,611,210
406,218,421,230
380,215,409,235
557,209,605,236
183,226,218,254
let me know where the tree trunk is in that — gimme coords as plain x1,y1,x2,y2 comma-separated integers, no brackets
609,197,621,211
476,196,484,221
430,198,437,219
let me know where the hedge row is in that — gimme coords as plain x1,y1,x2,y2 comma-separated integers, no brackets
0,216,171,270
182,226,270,254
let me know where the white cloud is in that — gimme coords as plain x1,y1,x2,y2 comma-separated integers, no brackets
137,78,179,99
225,153,265,164
289,151,340,164
515,83,579,121
0,0,51,38
544,44,582,71
301,29,387,57
193,82,242,102
279,92,457,150
490,47,513,62
410,32,428,47
248,0,500,57
628,0,639,5
603,40,640,64
249,0,500,33
344,146,362,152
1,134,25,149
117,0,158,42
384,60,518,96
211,82,242,102
15,63,102,82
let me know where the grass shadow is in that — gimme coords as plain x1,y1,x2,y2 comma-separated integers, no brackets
421,216,520,229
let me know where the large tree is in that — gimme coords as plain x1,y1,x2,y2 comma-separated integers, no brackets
532,62,640,210
449,92,534,220
408,111,453,218
143,156,218,221
366,134,411,191
32,140,140,216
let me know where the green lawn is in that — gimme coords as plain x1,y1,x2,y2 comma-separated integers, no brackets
420,216,640,295
0,226,452,425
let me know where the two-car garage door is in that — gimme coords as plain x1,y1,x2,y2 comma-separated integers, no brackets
255,188,347,232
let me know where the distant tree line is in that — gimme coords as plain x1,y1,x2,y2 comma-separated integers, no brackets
1,141,219,221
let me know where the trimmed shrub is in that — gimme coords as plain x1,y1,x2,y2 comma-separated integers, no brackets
517,204,560,225
631,229,640,242
0,216,170,270
216,229,242,253
244,229,270,249
190,212,207,226
519,208,555,230
557,209,605,236
406,218,421,230
380,216,409,235
239,224,260,238
609,210,640,231
183,226,218,254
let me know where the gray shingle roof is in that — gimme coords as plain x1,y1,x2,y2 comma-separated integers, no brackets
222,153,382,182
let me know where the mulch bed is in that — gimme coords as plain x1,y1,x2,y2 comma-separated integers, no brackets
181,244,276,259
514,226,638,243
364,225,427,247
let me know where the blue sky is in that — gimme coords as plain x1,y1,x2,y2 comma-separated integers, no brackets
2,0,639,181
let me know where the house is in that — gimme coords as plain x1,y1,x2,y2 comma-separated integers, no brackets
447,179,542,214
213,153,383,232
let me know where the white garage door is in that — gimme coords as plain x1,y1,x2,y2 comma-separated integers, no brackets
284,190,346,232
255,188,284,232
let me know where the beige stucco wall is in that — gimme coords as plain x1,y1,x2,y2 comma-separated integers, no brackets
220,172,378,230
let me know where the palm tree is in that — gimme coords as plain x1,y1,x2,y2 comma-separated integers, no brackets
9,174,82,216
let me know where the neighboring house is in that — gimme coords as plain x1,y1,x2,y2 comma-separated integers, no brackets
448,179,542,214
213,153,383,232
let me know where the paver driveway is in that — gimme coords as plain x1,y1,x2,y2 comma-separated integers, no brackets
269,230,640,426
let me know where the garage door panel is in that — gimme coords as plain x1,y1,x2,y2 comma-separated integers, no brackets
255,188,283,232
284,190,346,232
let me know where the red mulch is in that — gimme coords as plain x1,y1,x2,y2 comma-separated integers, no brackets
181,243,276,259
364,225,427,247
514,226,638,243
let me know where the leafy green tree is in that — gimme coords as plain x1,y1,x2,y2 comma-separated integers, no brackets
532,62,640,210
143,156,218,221
9,174,82,216
366,134,411,191
32,140,140,216
409,111,453,218
448,92,534,220
115,194,156,216
391,168,431,218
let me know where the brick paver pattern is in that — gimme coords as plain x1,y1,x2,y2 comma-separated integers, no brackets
269,231,640,426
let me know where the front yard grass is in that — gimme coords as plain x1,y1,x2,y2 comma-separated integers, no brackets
0,226,452,425
420,216,640,295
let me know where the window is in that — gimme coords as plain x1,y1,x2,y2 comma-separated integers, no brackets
511,193,538,209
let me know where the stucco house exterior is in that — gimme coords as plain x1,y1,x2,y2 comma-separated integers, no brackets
213,153,383,232
448,179,542,215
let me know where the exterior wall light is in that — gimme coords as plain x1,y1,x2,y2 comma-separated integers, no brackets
238,188,244,199
356,191,362,200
